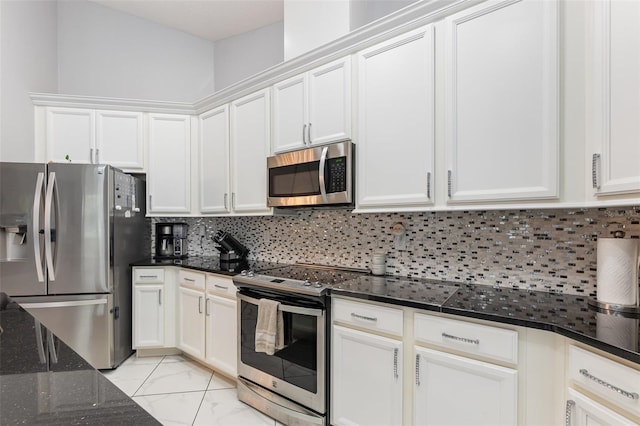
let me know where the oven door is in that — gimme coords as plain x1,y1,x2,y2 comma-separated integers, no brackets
237,292,325,414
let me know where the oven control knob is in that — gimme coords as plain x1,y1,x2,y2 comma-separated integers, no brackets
303,279,312,287
314,283,322,288
240,270,248,276
247,271,255,277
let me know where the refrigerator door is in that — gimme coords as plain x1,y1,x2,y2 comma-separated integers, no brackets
16,293,114,369
0,162,47,296
46,163,110,294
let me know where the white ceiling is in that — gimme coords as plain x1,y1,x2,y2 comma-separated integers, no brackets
90,0,284,42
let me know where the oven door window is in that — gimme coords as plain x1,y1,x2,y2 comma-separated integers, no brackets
240,300,318,393
269,162,321,198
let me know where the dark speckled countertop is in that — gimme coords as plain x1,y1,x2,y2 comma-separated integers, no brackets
133,256,640,365
0,295,160,426
332,276,640,365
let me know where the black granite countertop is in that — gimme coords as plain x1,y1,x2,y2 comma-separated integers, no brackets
332,276,640,365
131,256,280,276
0,295,160,426
132,256,640,365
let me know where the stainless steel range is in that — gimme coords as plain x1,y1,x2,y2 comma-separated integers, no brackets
233,263,366,426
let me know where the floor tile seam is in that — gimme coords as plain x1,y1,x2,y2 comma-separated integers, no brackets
132,355,166,397
191,385,210,426
132,389,208,398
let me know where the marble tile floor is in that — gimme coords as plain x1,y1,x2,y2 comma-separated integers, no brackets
102,354,280,426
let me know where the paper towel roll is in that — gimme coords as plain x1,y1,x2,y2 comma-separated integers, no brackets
596,238,640,306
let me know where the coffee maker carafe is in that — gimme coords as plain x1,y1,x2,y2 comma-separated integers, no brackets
155,222,189,259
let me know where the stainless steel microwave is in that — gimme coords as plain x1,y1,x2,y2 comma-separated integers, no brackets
267,141,354,207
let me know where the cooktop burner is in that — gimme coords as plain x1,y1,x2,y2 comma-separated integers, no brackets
233,263,368,296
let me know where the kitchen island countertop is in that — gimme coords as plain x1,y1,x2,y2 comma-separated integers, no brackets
0,294,160,426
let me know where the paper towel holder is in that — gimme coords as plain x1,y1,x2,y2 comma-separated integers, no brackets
588,299,640,316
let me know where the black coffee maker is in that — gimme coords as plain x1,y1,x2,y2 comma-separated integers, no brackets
213,230,249,270
155,222,189,259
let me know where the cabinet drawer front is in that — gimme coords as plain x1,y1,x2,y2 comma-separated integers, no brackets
568,346,640,416
178,269,205,290
134,268,165,283
414,313,518,364
206,274,236,298
333,298,403,336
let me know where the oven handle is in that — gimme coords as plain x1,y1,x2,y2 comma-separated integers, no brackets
238,293,324,317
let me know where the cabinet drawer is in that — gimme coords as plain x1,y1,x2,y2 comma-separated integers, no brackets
568,346,640,417
206,274,236,298
333,297,403,336
134,268,165,283
178,269,205,290
414,313,518,364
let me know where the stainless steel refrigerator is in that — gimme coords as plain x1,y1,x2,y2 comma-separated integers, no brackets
0,162,148,369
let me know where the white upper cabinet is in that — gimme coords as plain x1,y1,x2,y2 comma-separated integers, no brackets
199,106,231,214
272,57,351,153
590,0,640,197
356,26,435,211
444,0,559,203
230,88,272,214
96,110,144,170
45,107,144,170
147,113,191,214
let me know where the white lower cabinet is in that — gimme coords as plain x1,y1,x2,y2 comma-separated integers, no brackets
414,346,517,426
204,273,238,377
178,285,206,358
331,324,403,426
132,267,176,350
566,388,637,426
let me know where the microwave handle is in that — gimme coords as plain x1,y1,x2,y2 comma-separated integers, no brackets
318,146,329,203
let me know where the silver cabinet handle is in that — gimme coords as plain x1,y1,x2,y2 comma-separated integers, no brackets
184,277,195,282
592,153,601,189
426,172,431,200
140,275,158,279
214,284,228,290
158,289,162,305
90,148,94,164
95,148,100,164
224,193,228,210
307,122,312,144
447,170,452,198
318,146,329,203
198,296,203,314
393,348,399,379
579,369,639,400
149,195,153,210
415,354,421,386
33,172,45,283
205,298,211,316
232,192,236,209
565,400,574,426
350,312,377,322
302,124,307,145
442,332,479,345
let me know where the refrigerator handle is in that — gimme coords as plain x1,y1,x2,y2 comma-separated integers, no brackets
33,172,45,282
44,172,56,281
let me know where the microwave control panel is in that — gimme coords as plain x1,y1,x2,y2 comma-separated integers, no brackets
327,157,347,193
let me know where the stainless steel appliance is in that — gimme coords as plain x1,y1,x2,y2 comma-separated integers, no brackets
155,222,188,259
267,141,354,208
0,162,148,369
233,263,366,425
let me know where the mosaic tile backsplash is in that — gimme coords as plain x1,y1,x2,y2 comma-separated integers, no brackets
152,206,640,296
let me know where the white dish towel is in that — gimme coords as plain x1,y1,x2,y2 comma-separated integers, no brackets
255,298,284,355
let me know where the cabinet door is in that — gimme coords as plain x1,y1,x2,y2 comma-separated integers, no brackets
133,285,164,348
444,0,559,203
567,388,637,426
46,107,95,164
199,106,230,213
178,286,205,359
273,74,307,153
205,295,237,377
147,114,191,214
308,57,351,146
230,89,272,214
356,26,435,210
96,110,144,171
331,325,403,426
591,0,640,196
414,346,517,426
